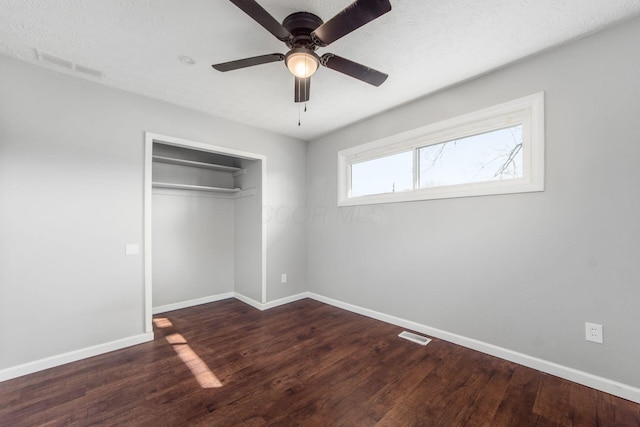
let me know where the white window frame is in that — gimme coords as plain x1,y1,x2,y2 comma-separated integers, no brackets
338,92,545,206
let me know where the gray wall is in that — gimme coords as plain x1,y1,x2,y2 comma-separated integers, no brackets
307,16,640,386
0,55,307,370
262,141,309,301
152,191,235,307
152,163,235,189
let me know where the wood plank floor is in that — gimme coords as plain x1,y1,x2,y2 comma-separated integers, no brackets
1,299,639,426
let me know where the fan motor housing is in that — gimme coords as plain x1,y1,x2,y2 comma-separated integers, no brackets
283,12,324,49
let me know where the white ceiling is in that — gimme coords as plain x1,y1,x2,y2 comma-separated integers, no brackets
2,1,640,140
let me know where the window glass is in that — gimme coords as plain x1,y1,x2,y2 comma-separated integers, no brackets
351,150,413,197
418,125,523,189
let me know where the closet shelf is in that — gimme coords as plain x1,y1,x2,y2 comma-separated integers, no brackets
152,155,241,172
152,182,241,193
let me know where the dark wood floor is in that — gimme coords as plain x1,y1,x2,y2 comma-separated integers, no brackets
1,299,639,426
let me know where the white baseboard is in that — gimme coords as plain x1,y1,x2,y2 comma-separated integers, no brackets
233,292,310,311
308,292,640,404
262,292,310,310
233,292,264,310
153,292,234,314
0,332,154,383
5,292,638,404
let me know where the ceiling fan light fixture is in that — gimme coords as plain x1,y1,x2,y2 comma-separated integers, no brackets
212,0,392,103
285,48,319,78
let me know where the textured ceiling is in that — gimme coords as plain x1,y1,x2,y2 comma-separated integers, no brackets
2,0,640,140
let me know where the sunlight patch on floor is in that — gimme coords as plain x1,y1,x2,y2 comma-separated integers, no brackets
154,317,222,389
153,317,173,328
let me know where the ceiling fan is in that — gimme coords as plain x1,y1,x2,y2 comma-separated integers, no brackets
212,0,392,103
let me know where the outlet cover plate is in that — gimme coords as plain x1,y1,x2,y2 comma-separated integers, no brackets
585,322,603,344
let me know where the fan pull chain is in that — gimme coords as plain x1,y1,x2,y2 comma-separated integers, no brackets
298,103,301,126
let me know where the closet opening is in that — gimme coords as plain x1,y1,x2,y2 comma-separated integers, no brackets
143,133,266,334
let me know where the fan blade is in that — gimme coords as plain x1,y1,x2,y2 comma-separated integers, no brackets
311,0,391,46
229,0,292,41
321,54,388,86
294,77,311,103
212,53,285,72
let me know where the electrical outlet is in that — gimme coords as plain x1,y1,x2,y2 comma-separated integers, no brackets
585,322,603,344
281,273,287,284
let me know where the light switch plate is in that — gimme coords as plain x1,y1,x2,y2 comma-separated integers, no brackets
125,244,140,255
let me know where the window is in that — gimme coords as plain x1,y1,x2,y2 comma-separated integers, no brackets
338,93,544,206
418,124,523,188
351,150,413,197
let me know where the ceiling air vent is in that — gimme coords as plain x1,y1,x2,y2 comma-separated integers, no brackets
35,49,104,78
36,51,72,70
398,331,431,346
74,64,105,78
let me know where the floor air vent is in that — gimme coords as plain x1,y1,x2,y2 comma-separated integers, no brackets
398,331,431,346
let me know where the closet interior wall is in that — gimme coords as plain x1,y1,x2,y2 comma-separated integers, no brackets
151,143,261,310
234,158,263,302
